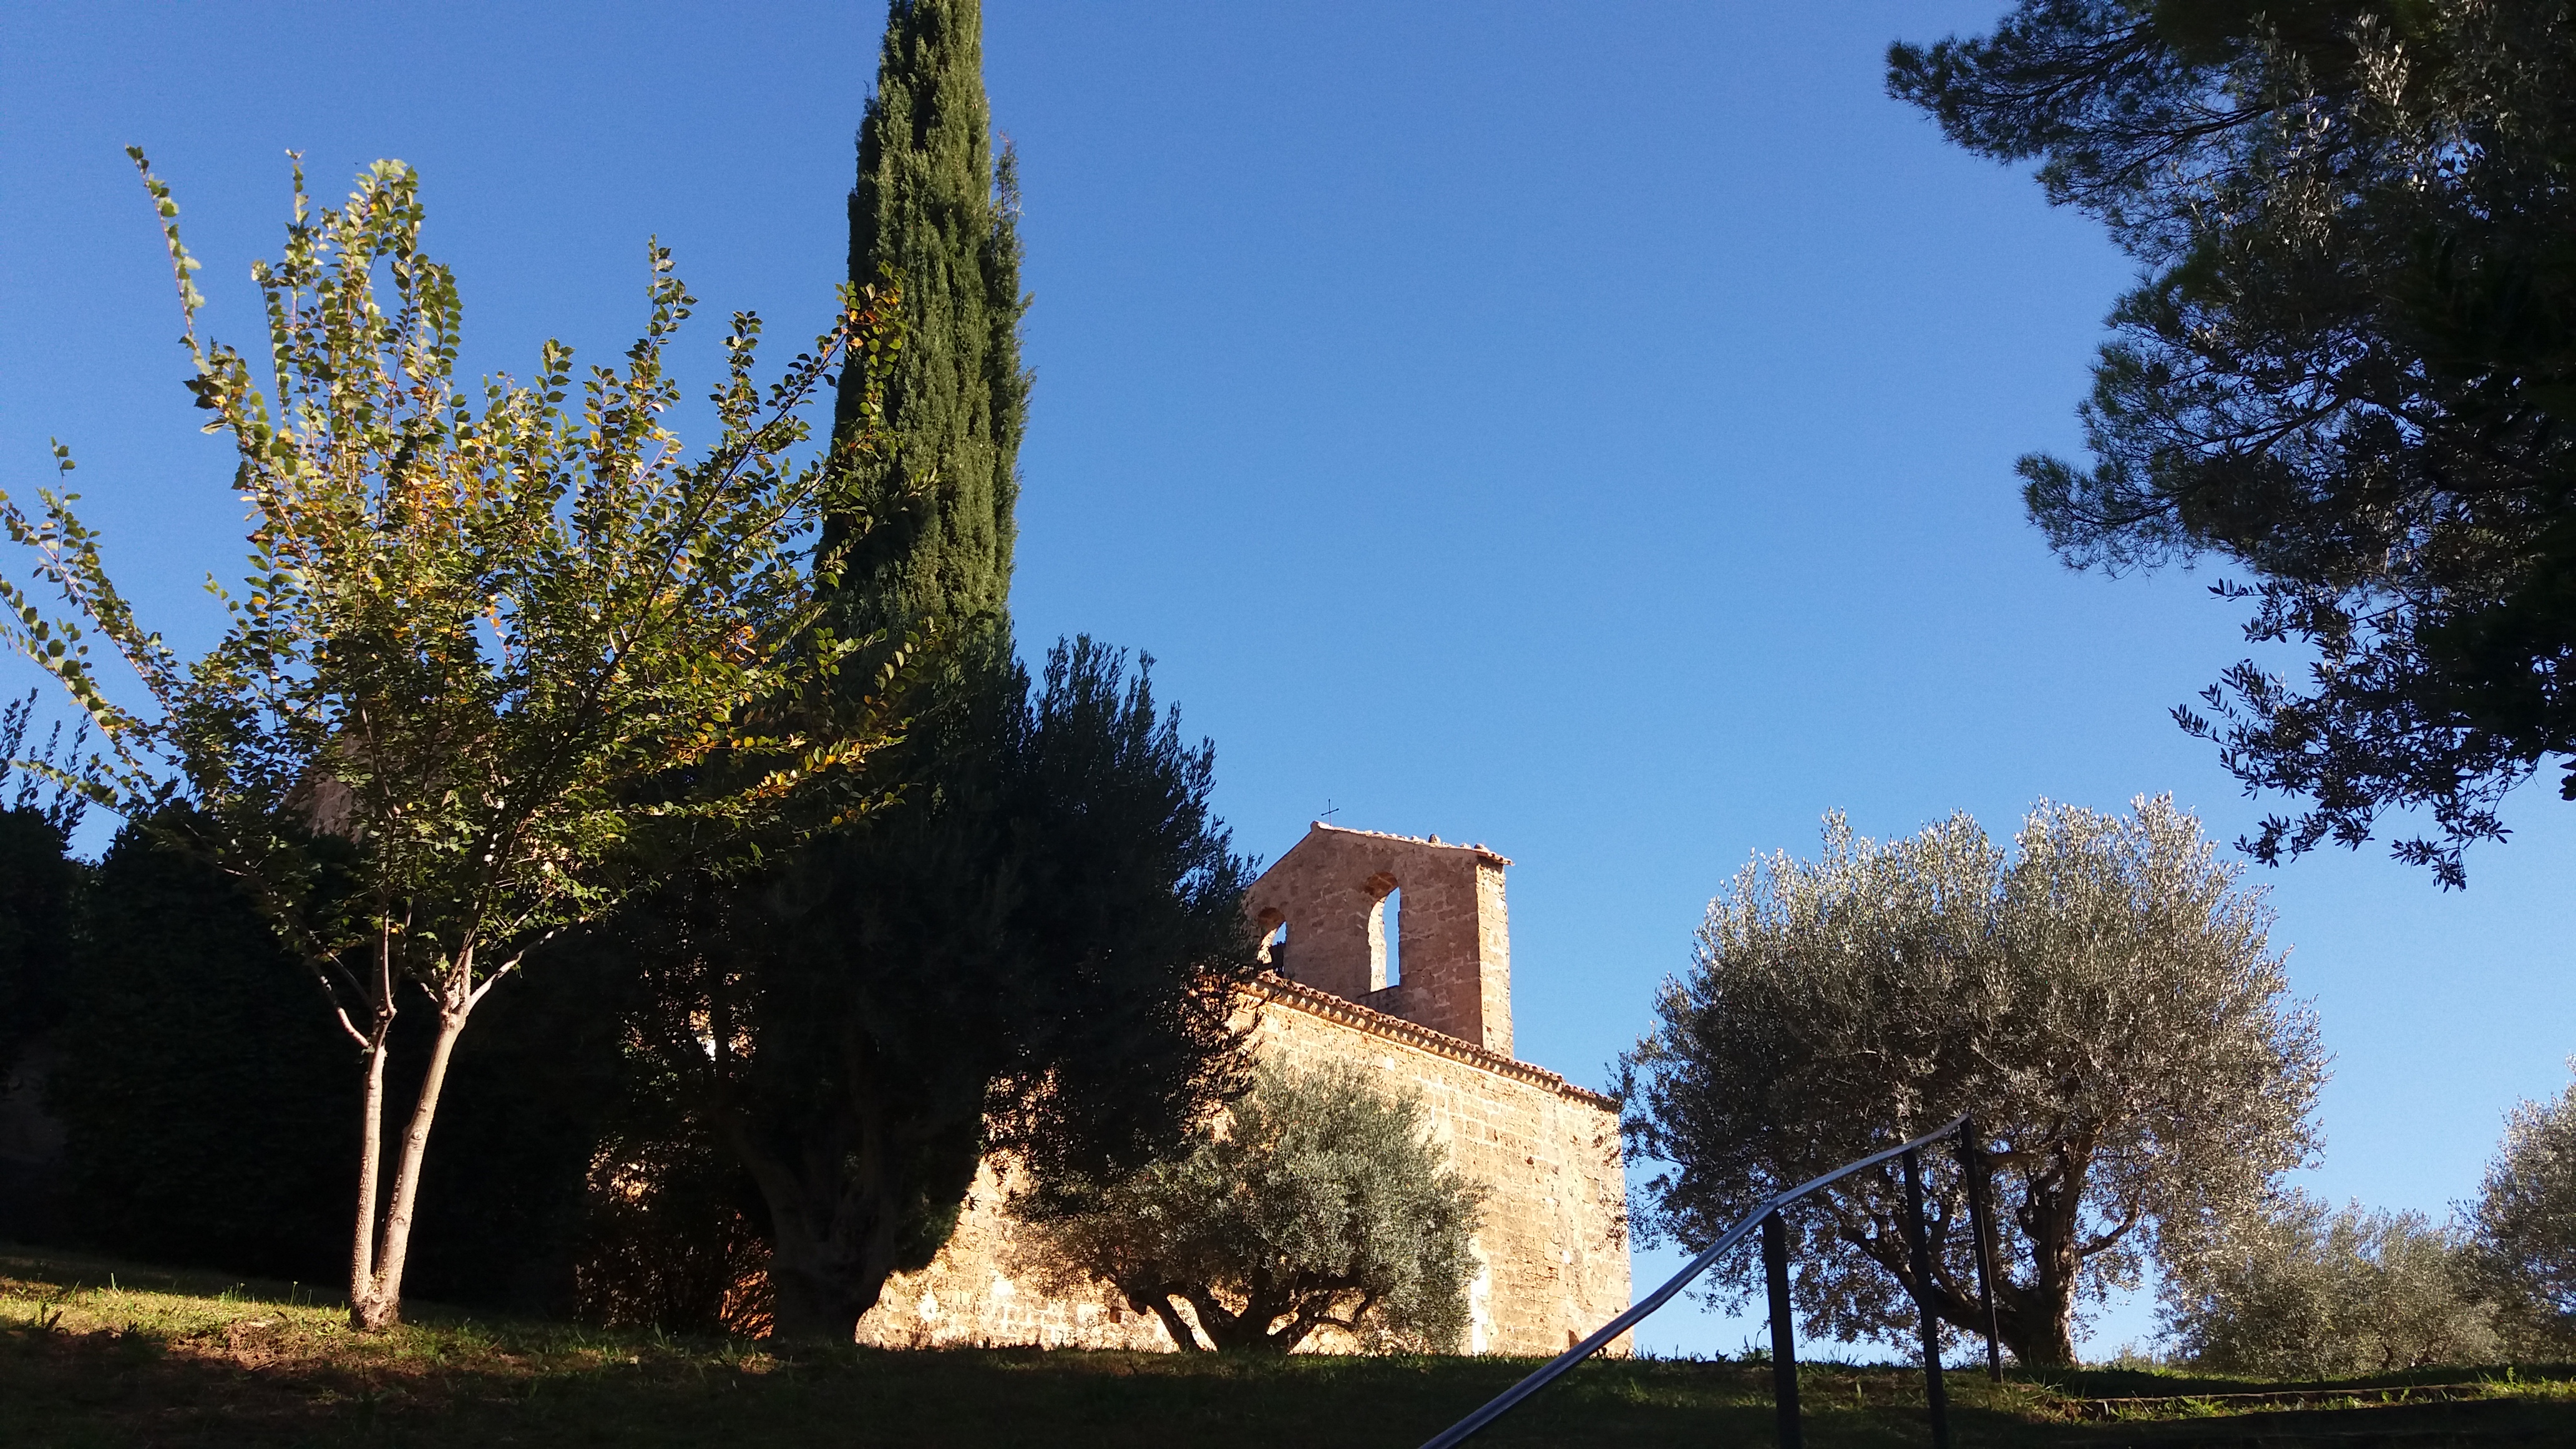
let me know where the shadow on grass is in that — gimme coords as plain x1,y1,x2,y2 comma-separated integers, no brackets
2,1324,1909,1449
2016,1362,2576,1398
6,1247,2573,1448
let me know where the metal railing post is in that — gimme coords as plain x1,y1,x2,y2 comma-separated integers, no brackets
1762,1209,1802,1449
1415,1113,1971,1449
1958,1115,2006,1384
1900,1146,1951,1449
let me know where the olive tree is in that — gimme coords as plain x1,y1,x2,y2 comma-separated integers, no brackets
2470,1063,2576,1353
1621,796,2326,1366
0,154,904,1330
2161,1193,2497,1375
1013,1061,1485,1354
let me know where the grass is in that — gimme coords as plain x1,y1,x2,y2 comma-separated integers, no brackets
5,1246,2574,1447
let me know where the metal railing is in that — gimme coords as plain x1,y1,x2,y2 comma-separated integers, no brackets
1420,1113,2004,1449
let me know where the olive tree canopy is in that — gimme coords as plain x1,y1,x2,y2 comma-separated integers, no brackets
1621,796,2326,1366
1014,1061,1486,1354
2471,1061,2576,1351
2161,1192,2498,1375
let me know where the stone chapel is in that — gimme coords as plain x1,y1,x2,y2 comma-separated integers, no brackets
851,823,1632,1355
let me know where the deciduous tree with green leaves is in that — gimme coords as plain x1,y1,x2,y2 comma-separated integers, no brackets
0,152,908,1330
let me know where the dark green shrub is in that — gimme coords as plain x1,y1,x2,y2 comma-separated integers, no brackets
0,690,90,1079
0,808,77,1078
49,819,354,1281
47,819,629,1310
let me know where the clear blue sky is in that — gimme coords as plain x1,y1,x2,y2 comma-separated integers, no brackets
5,1,2570,1359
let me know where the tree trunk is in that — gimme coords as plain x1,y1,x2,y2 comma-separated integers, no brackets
1182,1285,1312,1353
736,1133,919,1345
706,1028,986,1345
1139,1294,1204,1352
2007,1151,2089,1367
2005,1293,2077,1367
346,1013,392,1328
767,1238,879,1345
1913,1230,2079,1365
348,997,472,1332
1898,1229,2078,1366
1869,1145,2095,1367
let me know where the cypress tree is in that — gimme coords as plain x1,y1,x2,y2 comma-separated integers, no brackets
641,0,1040,1342
617,0,1256,1343
827,0,1027,646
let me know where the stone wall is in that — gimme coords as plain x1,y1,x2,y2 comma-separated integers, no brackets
852,977,1629,1356
1245,977,1630,1356
852,822,1629,1356
847,1153,1171,1351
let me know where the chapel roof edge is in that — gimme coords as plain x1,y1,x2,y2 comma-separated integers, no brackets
1298,821,1511,867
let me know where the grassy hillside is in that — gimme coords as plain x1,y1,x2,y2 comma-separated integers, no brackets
6,1246,2572,1447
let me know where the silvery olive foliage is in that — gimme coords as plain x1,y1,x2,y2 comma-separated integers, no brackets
1013,1061,1486,1354
2161,1192,2499,1375
2469,1062,2576,1352
1621,796,2326,1366
0,154,907,1330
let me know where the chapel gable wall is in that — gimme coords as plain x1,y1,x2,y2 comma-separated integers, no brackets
1243,824,1513,1057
